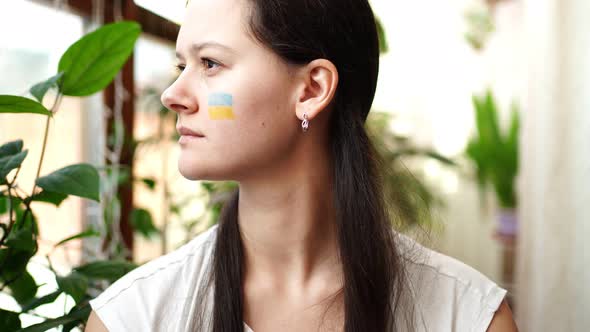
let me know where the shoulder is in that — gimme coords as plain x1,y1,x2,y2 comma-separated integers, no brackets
486,299,519,331
393,231,508,332
88,224,219,332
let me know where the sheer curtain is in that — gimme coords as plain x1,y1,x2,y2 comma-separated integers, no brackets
516,0,590,330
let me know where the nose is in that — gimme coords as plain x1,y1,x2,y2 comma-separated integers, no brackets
160,78,198,114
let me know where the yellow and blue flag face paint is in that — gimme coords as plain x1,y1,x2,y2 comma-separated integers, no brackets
208,93,235,120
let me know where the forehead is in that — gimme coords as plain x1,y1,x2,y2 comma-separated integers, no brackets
177,0,249,54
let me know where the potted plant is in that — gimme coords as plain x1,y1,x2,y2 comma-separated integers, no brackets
465,89,519,237
464,89,519,304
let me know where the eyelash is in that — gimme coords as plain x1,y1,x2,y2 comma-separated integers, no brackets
175,58,220,73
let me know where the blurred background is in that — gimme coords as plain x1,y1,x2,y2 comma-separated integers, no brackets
0,0,588,331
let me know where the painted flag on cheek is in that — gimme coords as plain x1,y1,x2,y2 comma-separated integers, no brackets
208,93,235,120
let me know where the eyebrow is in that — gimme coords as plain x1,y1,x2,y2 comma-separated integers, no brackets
175,41,236,59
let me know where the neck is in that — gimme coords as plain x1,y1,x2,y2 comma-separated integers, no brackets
237,137,342,295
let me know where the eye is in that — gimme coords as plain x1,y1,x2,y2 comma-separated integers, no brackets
201,57,220,71
174,58,220,75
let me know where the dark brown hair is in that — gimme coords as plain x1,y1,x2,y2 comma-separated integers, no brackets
189,0,415,331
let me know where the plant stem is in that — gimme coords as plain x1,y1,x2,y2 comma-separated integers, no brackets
20,93,63,227
31,93,62,196
31,117,51,196
6,186,13,235
23,311,52,320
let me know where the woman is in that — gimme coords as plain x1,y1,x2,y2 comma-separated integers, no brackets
86,0,518,331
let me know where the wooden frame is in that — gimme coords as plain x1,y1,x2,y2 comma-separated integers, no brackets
30,0,180,259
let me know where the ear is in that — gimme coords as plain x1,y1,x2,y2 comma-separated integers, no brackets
294,59,339,121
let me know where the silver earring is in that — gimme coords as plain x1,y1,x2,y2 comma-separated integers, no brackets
302,113,309,132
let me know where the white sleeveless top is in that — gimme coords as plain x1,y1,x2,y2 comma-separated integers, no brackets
89,224,507,331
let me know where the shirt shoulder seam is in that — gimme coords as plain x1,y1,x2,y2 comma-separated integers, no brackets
93,232,216,310
402,241,501,309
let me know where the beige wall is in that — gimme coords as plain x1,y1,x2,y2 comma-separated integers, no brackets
0,95,85,268
516,0,590,330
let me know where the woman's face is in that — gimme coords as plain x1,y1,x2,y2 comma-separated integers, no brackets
161,0,301,181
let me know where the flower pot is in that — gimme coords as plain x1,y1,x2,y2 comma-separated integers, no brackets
494,207,517,309
496,208,518,237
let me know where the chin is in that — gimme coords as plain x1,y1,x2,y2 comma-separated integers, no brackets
178,157,208,181
177,157,234,181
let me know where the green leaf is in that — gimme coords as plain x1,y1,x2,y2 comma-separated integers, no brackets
170,203,181,215
466,90,520,210
19,304,90,332
36,164,100,202
29,72,64,103
0,248,32,278
27,190,69,207
0,308,21,331
505,103,520,172
6,270,37,305
56,272,88,304
0,248,26,272
473,90,502,148
13,203,39,236
54,228,100,248
375,16,389,54
62,303,92,332
21,289,63,312
74,260,137,282
5,226,36,252
139,177,156,190
130,208,159,238
0,95,52,115
210,202,223,226
201,182,215,193
0,140,24,159
0,150,28,184
0,194,17,215
58,21,141,96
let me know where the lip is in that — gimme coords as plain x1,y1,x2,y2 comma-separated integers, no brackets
176,125,205,137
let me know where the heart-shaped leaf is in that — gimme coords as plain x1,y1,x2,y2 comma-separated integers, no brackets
57,272,88,304
5,226,36,252
0,309,21,331
0,95,52,115
27,190,69,207
36,164,100,202
6,270,37,305
58,21,141,96
130,208,159,239
0,194,20,216
0,140,23,158
30,72,65,103
0,248,32,276
0,150,28,184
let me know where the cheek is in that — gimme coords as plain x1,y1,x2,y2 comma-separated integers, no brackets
207,89,297,176
207,92,236,120
178,68,298,180
228,91,296,159
208,72,294,141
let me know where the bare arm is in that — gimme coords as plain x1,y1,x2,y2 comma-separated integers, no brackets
486,299,519,332
85,310,109,332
